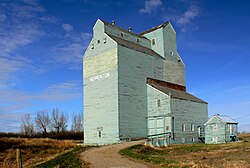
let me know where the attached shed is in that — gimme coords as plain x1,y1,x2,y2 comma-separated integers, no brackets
204,114,238,144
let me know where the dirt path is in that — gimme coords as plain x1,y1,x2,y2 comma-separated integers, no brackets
81,140,158,168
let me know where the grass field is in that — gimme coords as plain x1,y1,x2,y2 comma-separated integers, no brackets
0,138,80,168
120,134,250,168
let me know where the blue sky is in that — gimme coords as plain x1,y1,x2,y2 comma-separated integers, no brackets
0,0,249,132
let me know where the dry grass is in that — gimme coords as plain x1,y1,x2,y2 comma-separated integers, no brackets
120,133,250,168
0,138,76,168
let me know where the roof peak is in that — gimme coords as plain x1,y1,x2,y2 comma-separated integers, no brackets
98,19,170,38
140,21,170,35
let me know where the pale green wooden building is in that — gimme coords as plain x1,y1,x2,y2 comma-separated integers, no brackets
204,115,238,144
83,19,208,145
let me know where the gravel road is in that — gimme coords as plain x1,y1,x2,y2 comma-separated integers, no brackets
81,140,158,168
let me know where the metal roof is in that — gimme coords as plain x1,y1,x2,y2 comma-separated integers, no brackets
204,115,238,125
108,35,164,59
150,84,207,104
216,115,238,124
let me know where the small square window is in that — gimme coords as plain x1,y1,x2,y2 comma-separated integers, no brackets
152,38,156,45
166,126,169,131
170,51,173,55
213,124,218,131
97,39,100,44
156,99,161,107
136,38,140,43
91,44,94,49
192,138,195,142
191,124,195,131
213,136,218,142
103,38,107,44
120,32,124,37
182,124,186,131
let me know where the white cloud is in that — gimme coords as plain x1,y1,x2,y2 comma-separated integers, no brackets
81,32,92,41
39,16,58,23
163,4,201,32
176,5,200,26
0,80,82,112
62,23,74,31
23,0,39,6
139,0,162,14
0,56,32,88
51,32,91,70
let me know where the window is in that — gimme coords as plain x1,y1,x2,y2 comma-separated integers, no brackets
98,130,101,138
136,38,140,43
198,126,201,137
166,126,169,131
152,38,156,45
229,125,233,134
156,99,161,107
192,138,195,142
170,51,173,55
120,32,124,37
182,124,186,131
91,44,94,49
213,124,218,131
103,38,107,44
191,124,195,131
97,39,100,44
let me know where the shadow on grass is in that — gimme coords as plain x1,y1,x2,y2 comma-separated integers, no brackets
34,146,87,168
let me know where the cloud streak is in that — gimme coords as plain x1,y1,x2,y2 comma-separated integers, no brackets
162,3,201,32
62,23,74,31
139,0,162,14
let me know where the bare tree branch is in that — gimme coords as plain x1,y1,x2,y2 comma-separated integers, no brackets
71,112,83,132
35,111,50,136
51,108,68,133
20,113,34,136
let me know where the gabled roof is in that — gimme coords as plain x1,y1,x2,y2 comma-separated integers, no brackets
108,35,164,59
140,21,169,35
204,115,238,125
149,84,207,104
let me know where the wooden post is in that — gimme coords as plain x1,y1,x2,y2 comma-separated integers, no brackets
16,149,22,168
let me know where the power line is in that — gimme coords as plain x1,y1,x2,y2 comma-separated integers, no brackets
234,114,250,120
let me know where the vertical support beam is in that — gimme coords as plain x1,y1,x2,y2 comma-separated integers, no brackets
16,148,22,168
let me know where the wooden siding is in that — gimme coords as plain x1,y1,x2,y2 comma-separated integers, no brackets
118,46,152,139
205,117,226,144
205,116,238,144
147,85,172,136
83,19,207,145
83,28,120,144
171,98,208,144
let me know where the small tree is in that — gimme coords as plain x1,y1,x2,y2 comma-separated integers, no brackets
35,111,50,136
71,112,83,132
20,113,34,136
51,108,68,133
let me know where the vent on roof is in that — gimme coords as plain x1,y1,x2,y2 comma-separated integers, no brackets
128,27,132,32
111,20,115,25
